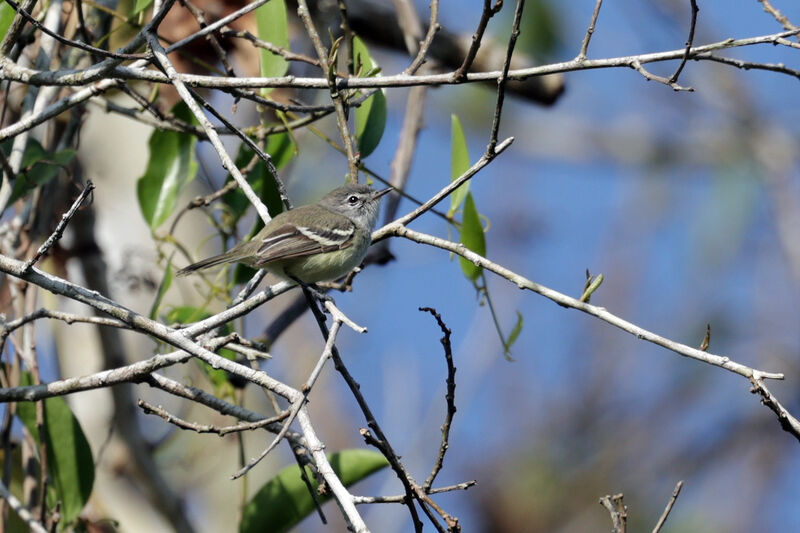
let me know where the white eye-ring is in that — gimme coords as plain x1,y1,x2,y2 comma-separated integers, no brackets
348,195,359,204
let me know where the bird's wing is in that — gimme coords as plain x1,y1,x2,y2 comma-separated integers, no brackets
254,221,356,265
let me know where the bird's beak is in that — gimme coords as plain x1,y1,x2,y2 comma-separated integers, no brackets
373,187,393,200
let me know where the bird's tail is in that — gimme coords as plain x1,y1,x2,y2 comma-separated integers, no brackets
176,248,251,276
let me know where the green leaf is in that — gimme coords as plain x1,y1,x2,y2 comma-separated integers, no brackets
149,258,173,319
2,138,76,204
449,115,470,217
505,310,524,353
137,102,198,229
131,0,153,15
16,374,94,529
353,36,387,158
266,131,296,171
0,2,15,38
459,192,485,281
240,449,389,533
256,0,289,95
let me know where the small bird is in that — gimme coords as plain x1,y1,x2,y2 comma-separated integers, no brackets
177,184,392,283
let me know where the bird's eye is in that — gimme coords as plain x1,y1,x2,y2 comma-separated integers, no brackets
348,195,359,204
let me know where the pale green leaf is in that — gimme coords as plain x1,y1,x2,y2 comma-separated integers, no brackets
459,192,486,281
256,0,289,95
353,36,387,158
449,115,470,216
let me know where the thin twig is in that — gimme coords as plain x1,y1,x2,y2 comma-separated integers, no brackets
487,0,524,154
668,0,698,84
373,137,514,238
576,0,603,61
599,493,627,533
231,320,343,479
0,479,47,533
419,308,457,491
297,290,426,532
165,0,276,53
352,481,476,504
138,400,290,435
652,481,684,533
630,59,693,91
0,307,129,341
757,0,799,35
403,0,440,75
187,88,291,210
385,224,785,381
24,181,94,271
0,334,237,401
220,29,321,66
750,378,800,442
453,0,503,81
176,0,236,76
6,29,800,90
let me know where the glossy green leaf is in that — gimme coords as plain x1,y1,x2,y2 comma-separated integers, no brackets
449,115,470,217
459,192,485,281
266,131,296,171
353,36,387,158
2,138,76,204
256,0,289,95
0,2,15,38
137,102,198,229
17,374,94,529
240,449,389,533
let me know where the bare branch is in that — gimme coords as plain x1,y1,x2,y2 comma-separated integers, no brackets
668,0,699,85
453,0,504,81
652,481,684,533
0,479,47,533
576,0,604,61
5,29,799,90
385,224,785,383
138,400,290,435
24,181,94,270
487,0,524,154
419,307,457,491
599,493,627,533
750,378,800,442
